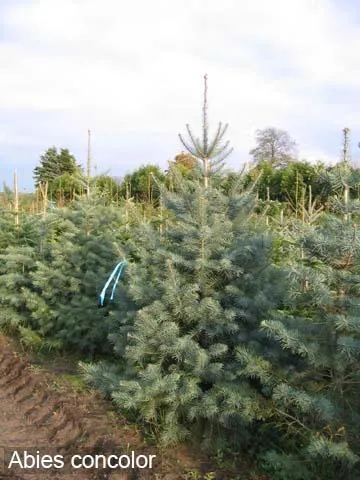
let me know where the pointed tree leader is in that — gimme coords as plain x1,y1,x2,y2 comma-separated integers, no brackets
179,74,233,188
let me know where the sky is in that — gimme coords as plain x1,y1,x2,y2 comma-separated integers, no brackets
1,0,360,191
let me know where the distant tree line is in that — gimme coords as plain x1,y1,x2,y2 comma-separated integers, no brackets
26,126,360,221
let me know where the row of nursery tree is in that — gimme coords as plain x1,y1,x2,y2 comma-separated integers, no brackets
3,121,360,223
0,77,359,479
4,151,360,227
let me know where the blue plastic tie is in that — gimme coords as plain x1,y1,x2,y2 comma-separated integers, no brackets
99,260,127,307
110,261,125,301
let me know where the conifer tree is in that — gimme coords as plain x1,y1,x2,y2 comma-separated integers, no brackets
0,210,48,346
0,243,46,348
33,147,81,185
0,195,131,355
0,209,17,251
251,214,360,478
82,79,285,449
19,197,128,356
83,174,284,447
318,162,360,219
33,147,83,200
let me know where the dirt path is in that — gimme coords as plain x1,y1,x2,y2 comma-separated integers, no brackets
0,335,199,480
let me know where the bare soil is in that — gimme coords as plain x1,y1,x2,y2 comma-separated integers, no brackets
0,335,206,480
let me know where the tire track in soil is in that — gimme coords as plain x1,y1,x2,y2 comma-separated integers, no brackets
0,335,177,480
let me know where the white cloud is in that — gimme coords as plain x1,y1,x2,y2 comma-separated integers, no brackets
1,0,360,188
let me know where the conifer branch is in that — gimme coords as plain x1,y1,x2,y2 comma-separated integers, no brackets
274,408,313,433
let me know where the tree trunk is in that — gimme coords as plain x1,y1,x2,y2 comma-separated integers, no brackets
203,158,209,189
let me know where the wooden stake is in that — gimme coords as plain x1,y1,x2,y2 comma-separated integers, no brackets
148,171,152,205
39,181,48,218
266,186,270,226
203,74,209,189
13,170,19,226
344,184,349,221
125,182,130,231
159,193,164,236
301,186,305,224
87,129,91,198
295,170,299,218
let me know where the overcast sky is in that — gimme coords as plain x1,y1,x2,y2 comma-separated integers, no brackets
1,0,360,191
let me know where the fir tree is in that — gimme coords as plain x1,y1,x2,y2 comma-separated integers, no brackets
94,174,284,447
318,162,360,219
0,210,48,346
19,197,129,356
82,81,284,449
0,195,131,355
0,244,42,347
254,214,360,479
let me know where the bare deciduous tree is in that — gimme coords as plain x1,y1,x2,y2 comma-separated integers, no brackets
250,127,297,167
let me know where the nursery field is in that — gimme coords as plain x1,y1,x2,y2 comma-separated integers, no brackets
1,107,360,479
0,334,225,480
4,0,360,475
0,334,140,479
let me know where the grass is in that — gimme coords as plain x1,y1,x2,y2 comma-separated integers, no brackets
54,373,89,393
